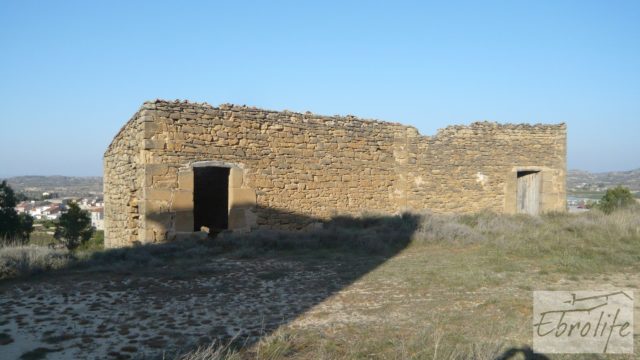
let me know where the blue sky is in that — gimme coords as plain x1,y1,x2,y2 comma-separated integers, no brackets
0,0,638,176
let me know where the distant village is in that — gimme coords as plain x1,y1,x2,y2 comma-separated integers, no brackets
567,182,640,213
567,197,598,212
14,192,104,230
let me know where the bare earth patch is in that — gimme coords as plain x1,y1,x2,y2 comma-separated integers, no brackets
0,256,370,359
1,246,639,359
3,209,640,359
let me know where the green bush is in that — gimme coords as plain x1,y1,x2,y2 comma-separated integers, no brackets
54,202,94,250
598,186,636,214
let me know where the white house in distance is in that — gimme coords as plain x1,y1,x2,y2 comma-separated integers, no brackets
41,205,62,220
89,208,104,230
14,197,105,227
15,201,64,220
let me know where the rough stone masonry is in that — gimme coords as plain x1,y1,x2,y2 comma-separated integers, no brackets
103,100,566,248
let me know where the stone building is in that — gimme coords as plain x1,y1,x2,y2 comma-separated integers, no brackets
103,100,566,248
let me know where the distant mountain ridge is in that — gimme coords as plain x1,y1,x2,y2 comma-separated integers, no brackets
568,168,640,192
2,175,103,198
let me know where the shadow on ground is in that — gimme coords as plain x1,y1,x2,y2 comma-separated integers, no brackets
0,209,419,359
494,347,550,360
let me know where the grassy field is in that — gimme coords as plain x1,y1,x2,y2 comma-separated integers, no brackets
1,208,639,359
213,208,640,360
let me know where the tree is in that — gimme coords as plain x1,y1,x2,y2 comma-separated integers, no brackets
17,213,34,242
0,180,17,209
0,180,34,244
54,202,94,250
598,186,636,214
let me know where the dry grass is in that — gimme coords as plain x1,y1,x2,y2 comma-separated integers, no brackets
3,208,640,359
0,246,72,279
412,207,640,275
174,207,640,360
2,207,639,280
176,341,240,360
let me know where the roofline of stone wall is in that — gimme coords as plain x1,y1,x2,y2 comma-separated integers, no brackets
105,99,567,153
104,108,145,157
142,99,418,131
429,121,566,138
436,121,566,131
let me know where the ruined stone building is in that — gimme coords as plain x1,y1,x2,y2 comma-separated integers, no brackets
104,100,566,248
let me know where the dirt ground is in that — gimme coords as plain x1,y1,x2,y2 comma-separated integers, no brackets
1,249,639,359
0,254,380,359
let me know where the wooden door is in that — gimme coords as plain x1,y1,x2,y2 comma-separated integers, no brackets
517,171,541,215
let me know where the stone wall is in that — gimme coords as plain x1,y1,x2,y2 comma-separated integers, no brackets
103,100,566,248
407,122,566,213
103,109,146,247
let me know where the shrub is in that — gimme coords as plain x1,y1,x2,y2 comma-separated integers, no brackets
54,202,94,250
598,186,636,214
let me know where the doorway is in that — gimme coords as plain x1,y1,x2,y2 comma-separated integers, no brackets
193,166,230,231
516,170,541,215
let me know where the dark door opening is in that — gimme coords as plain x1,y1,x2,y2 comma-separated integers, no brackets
516,170,541,215
193,166,230,232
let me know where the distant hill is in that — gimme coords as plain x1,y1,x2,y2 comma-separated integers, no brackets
2,176,103,198
2,170,638,200
568,168,640,192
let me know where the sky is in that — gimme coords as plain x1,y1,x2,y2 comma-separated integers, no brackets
0,0,638,176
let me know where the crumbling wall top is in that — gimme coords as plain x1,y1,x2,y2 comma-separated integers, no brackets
139,99,416,131
106,100,566,155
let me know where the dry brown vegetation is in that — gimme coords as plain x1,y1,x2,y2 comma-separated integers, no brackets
1,207,639,359
173,208,640,360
